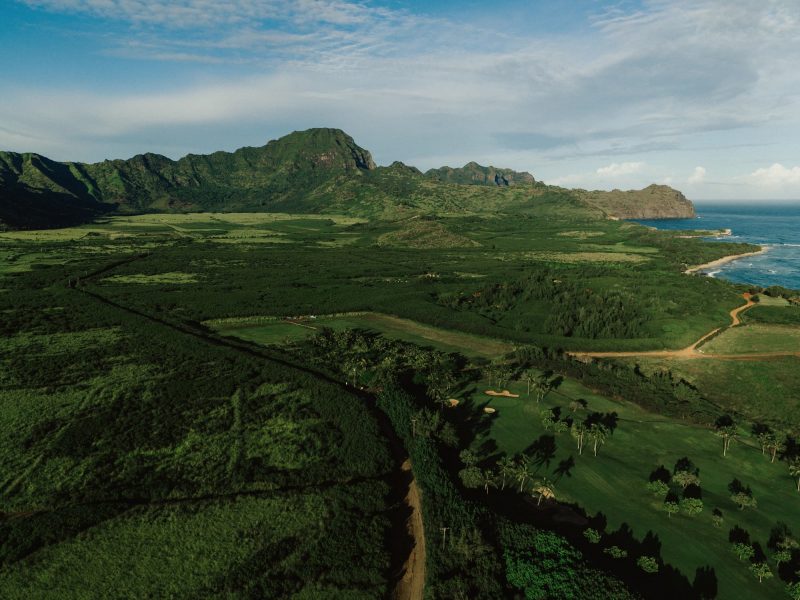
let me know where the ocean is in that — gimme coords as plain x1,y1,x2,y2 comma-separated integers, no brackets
636,202,800,290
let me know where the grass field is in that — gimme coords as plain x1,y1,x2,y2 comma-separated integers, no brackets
211,312,514,358
470,373,797,600
630,356,800,429
702,323,800,354
745,304,800,326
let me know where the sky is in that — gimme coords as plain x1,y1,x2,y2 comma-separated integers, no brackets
2,0,800,200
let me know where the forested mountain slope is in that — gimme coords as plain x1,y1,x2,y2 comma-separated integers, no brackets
0,128,695,229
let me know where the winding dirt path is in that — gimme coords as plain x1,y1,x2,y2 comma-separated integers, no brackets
568,293,797,361
393,459,425,600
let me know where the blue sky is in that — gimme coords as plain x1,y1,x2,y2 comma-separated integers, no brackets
2,0,800,200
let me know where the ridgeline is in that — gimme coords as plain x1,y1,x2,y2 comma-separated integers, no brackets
0,128,694,229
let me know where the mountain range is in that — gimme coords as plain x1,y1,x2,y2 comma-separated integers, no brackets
0,128,695,229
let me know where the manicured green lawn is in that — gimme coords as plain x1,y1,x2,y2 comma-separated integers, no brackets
472,373,797,600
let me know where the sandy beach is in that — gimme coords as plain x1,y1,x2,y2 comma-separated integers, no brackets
684,246,768,275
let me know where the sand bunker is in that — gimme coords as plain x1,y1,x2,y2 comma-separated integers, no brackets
448,399,460,407
484,390,519,398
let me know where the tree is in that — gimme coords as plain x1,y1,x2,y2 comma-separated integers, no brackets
646,480,670,497
663,499,680,519
497,456,515,490
532,477,556,506
459,465,483,489
728,479,757,510
533,373,554,404
496,367,513,390
788,582,800,600
414,409,440,438
571,420,587,455
604,546,627,559
637,556,659,573
715,415,737,457
427,371,456,410
752,422,772,456
749,562,772,583
731,543,754,561
680,498,704,516
569,398,588,413
789,457,800,492
583,528,601,544
673,470,700,489
767,435,785,464
437,421,459,447
459,448,479,467
514,456,531,493
481,469,496,494
711,508,723,528
540,409,556,431
524,370,536,397
588,423,609,457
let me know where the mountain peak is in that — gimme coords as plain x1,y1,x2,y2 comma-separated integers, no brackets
424,162,535,187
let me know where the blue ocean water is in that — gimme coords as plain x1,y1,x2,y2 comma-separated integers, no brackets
637,203,800,289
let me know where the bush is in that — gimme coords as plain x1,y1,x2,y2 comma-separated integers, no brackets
636,556,659,573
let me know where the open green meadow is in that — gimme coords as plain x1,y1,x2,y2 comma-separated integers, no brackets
629,356,800,432
702,323,800,354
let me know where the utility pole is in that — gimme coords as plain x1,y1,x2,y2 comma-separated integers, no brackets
440,527,449,548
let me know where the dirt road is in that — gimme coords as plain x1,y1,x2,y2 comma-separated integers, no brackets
569,293,795,361
392,459,425,600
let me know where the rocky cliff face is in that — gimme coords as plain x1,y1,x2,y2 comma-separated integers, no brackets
575,184,696,220
424,161,536,186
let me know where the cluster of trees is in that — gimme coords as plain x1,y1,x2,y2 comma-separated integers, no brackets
513,345,718,422
438,267,646,339
646,459,705,518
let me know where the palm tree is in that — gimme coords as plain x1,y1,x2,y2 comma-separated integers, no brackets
534,373,553,403
524,370,536,397
589,423,609,457
497,456,515,490
571,420,588,455
789,457,800,492
532,477,556,506
768,437,785,463
481,469,496,494
715,415,736,457
514,456,531,493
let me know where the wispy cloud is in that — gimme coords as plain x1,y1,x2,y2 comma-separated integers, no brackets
5,1,800,199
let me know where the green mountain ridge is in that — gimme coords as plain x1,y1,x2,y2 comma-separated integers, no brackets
424,161,536,186
0,128,694,229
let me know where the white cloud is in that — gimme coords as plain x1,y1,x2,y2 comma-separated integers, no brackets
748,163,800,186
596,162,644,177
688,166,706,184
5,0,800,200
21,0,386,28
